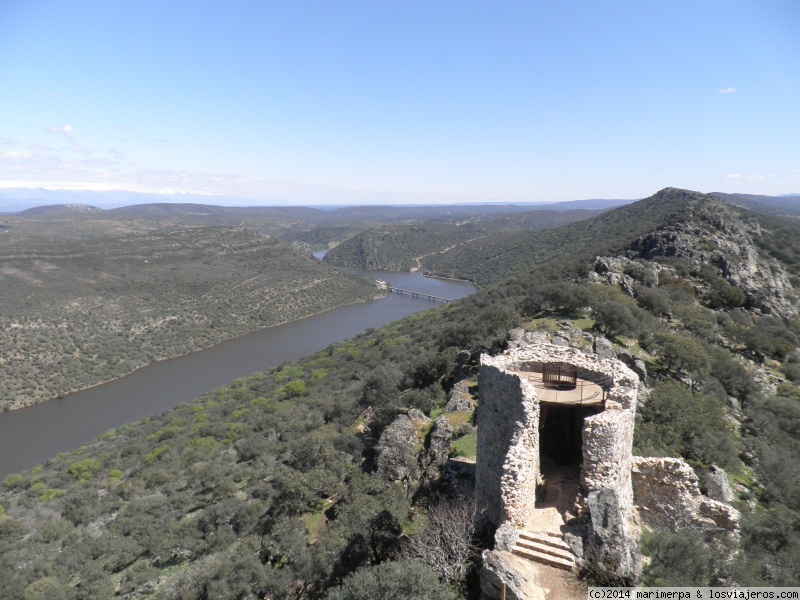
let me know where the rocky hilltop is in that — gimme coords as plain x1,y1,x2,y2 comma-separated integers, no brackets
1,188,799,597
628,191,797,318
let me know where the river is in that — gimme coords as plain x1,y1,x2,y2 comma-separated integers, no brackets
0,261,474,478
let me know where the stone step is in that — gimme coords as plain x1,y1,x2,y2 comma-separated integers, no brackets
510,545,574,571
515,539,575,562
517,530,569,550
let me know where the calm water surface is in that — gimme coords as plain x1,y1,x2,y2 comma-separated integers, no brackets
0,263,474,477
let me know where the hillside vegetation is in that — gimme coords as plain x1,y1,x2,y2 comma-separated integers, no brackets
323,208,602,271
0,227,381,410
1,189,800,597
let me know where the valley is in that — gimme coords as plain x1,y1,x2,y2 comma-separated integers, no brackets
1,189,800,598
0,226,382,410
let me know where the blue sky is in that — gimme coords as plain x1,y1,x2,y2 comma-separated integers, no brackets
0,1,798,205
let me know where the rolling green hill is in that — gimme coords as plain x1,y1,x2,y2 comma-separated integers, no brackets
323,208,603,271
1,188,800,597
0,227,381,410
423,188,721,285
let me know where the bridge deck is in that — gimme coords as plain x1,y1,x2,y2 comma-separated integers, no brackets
387,286,452,302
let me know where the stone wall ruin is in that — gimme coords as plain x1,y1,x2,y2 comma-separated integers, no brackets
476,344,642,581
476,341,741,588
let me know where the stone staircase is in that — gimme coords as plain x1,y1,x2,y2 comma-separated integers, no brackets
511,530,575,571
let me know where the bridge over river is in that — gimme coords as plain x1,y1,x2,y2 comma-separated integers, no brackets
386,285,452,302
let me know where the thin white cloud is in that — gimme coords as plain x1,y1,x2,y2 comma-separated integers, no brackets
724,173,763,181
718,87,737,94
48,124,73,135
137,136,169,145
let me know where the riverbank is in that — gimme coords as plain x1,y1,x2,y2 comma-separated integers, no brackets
5,288,390,412
0,270,475,477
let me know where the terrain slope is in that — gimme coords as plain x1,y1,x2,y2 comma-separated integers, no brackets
1,188,800,597
323,208,602,271
0,227,381,410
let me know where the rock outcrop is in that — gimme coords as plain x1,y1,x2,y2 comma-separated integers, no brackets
631,457,740,536
627,200,797,318
444,379,476,413
584,488,641,584
707,465,735,504
376,414,420,489
480,550,544,600
422,415,453,479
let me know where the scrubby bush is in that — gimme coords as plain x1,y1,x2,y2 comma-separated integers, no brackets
635,380,738,471
325,560,458,600
636,287,672,317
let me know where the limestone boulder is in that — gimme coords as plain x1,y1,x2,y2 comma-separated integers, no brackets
706,465,734,504
584,488,641,584
445,379,476,413
423,415,453,479
632,359,647,381
376,414,420,489
480,550,543,600
508,328,526,342
632,457,740,535
594,335,615,358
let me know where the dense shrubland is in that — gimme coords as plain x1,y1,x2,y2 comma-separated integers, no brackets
0,227,381,410
2,189,800,596
323,208,603,272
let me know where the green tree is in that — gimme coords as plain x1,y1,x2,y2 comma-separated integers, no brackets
68,458,101,483
324,560,458,600
23,577,70,600
706,277,746,309
642,529,712,586
635,380,738,470
593,301,639,338
653,333,708,375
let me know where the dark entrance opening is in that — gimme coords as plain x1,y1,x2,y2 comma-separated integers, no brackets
539,404,601,466
536,403,604,513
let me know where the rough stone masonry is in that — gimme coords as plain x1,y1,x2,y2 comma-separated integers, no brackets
476,341,740,588
476,343,641,581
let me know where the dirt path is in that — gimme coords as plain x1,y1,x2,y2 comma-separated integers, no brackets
409,235,489,271
534,563,588,600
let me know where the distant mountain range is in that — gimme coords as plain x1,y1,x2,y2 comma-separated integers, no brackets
710,192,800,216
0,187,636,214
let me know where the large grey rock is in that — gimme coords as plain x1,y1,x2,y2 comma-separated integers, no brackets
632,359,647,381
617,350,635,366
617,351,646,382
584,488,641,584
423,415,453,479
444,390,475,413
445,382,476,413
407,408,430,422
632,457,740,534
480,550,543,600
376,415,420,489
707,465,735,504
594,335,615,358
524,331,548,344
508,328,526,342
